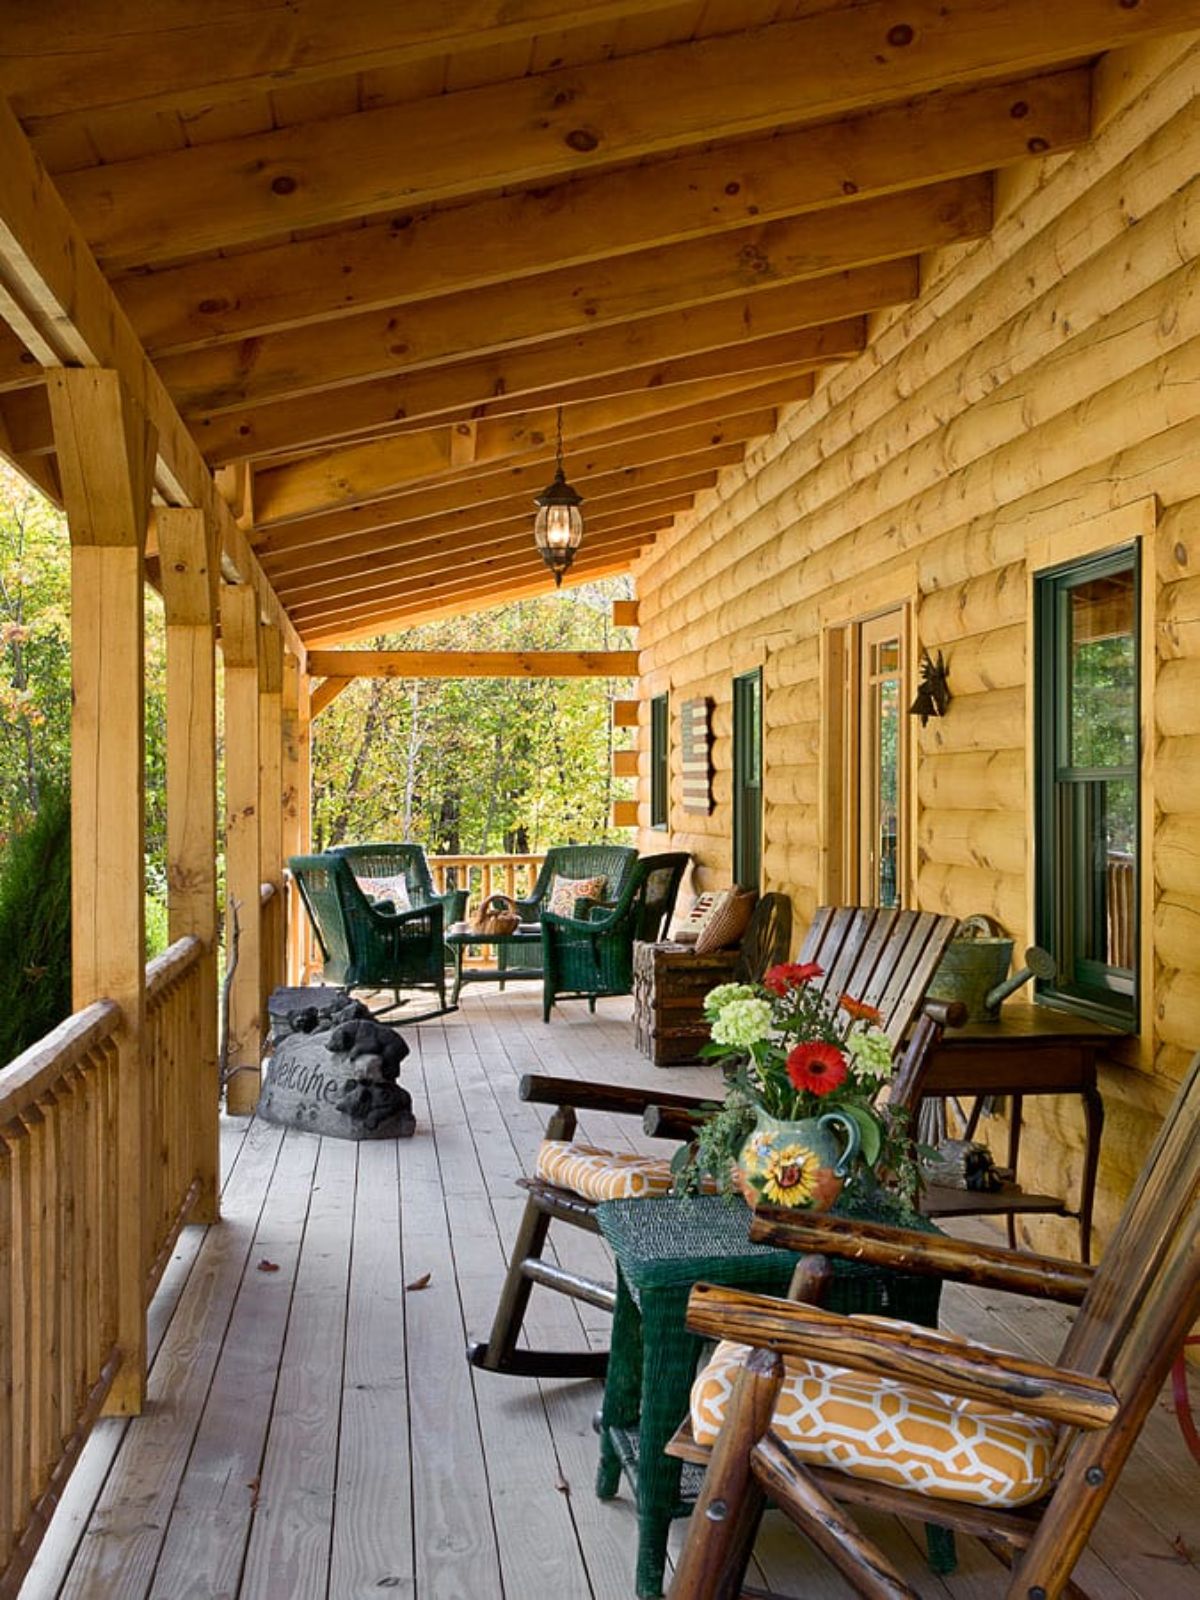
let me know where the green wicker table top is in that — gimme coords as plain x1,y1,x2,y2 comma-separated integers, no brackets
595,1191,937,1295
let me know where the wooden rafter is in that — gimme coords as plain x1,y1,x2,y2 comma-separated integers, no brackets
114,70,1088,358
52,0,1195,270
305,650,639,679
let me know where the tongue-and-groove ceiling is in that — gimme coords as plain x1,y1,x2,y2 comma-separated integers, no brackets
0,0,1194,645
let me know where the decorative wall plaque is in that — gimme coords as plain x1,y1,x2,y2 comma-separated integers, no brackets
680,696,714,814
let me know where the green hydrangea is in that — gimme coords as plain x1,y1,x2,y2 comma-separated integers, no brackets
709,996,774,1049
703,982,758,1018
846,1025,894,1081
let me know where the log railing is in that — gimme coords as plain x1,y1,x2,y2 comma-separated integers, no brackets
0,1002,124,1590
260,879,285,1005
143,937,207,1297
0,935,214,1595
429,853,546,910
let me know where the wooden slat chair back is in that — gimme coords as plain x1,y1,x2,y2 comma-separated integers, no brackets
663,1052,1200,1600
466,904,959,1380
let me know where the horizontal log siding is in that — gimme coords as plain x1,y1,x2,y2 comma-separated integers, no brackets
634,33,1200,1257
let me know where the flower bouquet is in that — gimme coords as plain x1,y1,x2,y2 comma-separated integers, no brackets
671,962,916,1210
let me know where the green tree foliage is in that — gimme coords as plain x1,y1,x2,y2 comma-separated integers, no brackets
312,580,636,854
0,785,72,1060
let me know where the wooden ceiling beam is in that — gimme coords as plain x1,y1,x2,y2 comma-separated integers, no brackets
119,69,1088,357
251,374,810,525
198,322,855,465
294,532,652,636
55,0,1194,269
160,184,985,417
255,463,731,572
272,508,681,608
303,649,638,680
0,99,300,659
6,1,688,126
253,407,777,529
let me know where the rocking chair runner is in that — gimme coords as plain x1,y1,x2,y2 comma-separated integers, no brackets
664,1051,1200,1600
467,904,959,1379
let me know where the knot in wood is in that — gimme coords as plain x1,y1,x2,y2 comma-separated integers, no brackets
886,22,914,46
1009,100,1030,119
270,175,297,197
1027,137,1049,153
565,128,600,153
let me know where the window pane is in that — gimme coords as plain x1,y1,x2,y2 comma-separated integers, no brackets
1068,572,1136,770
875,671,900,907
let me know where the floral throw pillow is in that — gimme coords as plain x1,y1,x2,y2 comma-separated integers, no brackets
546,873,608,917
355,873,412,911
693,888,757,954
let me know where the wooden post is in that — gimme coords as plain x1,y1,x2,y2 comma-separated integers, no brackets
221,584,263,1116
47,367,155,1417
258,622,285,999
157,506,220,1225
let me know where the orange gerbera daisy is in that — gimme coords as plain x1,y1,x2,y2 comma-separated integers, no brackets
840,994,883,1024
786,1041,849,1095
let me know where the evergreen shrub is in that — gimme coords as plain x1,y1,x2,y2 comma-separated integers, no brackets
0,786,71,1066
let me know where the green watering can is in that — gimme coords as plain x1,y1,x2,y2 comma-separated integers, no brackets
927,915,1057,1023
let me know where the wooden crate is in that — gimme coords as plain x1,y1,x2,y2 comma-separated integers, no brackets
632,940,740,1066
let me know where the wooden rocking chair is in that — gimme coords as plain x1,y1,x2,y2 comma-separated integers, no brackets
467,904,959,1379
664,1051,1200,1600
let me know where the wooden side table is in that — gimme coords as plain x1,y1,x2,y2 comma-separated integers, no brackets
631,940,739,1065
919,1003,1128,1263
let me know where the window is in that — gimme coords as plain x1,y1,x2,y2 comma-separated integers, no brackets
824,607,908,907
1035,548,1139,1022
650,693,669,829
732,669,762,890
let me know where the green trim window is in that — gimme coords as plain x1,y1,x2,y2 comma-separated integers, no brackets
650,693,669,829
732,669,763,891
1035,547,1139,1024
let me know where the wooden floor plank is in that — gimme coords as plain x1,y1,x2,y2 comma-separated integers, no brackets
328,1138,415,1598
146,1127,324,1600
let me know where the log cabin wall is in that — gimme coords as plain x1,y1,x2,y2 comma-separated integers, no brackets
633,33,1200,1256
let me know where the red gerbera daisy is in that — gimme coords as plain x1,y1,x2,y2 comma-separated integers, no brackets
762,961,824,995
840,994,883,1024
786,1041,848,1095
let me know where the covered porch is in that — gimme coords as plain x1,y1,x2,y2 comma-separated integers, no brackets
3,3,1200,1595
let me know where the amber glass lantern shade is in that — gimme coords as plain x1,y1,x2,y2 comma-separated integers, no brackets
533,407,584,586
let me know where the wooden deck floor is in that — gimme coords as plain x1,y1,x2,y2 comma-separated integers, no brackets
19,986,1200,1600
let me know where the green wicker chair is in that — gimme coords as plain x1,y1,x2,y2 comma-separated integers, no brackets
329,841,468,925
516,843,640,922
289,852,454,1019
540,851,691,1022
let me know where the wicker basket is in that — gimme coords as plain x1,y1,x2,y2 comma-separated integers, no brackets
469,894,521,936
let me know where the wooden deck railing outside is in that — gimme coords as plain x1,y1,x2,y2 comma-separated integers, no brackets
429,853,546,910
0,935,211,1595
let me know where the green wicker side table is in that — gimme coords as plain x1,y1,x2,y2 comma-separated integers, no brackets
594,1192,948,1599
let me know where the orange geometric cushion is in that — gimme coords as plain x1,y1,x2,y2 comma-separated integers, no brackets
690,1325,1058,1508
536,1139,674,1201
546,874,608,916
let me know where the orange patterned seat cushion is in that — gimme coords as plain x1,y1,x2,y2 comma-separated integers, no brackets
536,1139,675,1201
690,1325,1059,1508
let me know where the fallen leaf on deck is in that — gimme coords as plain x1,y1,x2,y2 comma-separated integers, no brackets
1173,1535,1193,1563
247,1476,260,1510
256,1259,280,1273
555,1472,570,1496
405,1272,432,1292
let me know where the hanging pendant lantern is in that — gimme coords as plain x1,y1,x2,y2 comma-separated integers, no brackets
533,405,584,586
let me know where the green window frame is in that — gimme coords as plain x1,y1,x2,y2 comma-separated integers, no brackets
650,693,669,830
1035,545,1139,1024
732,669,763,891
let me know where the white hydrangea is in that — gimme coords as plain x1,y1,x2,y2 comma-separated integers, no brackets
846,1026,894,1081
709,997,774,1050
703,983,759,1018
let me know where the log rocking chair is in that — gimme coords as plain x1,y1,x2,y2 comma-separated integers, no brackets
467,904,959,1379
664,1050,1200,1600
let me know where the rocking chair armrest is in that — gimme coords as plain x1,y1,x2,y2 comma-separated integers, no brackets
519,1072,711,1120
542,905,622,935
370,899,445,936
748,1210,1096,1306
514,896,540,921
684,1283,1119,1430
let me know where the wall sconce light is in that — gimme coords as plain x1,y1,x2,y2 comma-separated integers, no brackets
909,649,951,725
533,405,584,586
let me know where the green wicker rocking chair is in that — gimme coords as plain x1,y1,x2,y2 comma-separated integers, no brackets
516,843,640,922
289,852,454,1020
540,851,691,1022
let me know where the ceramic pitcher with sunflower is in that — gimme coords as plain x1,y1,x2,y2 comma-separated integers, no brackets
736,1106,861,1210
